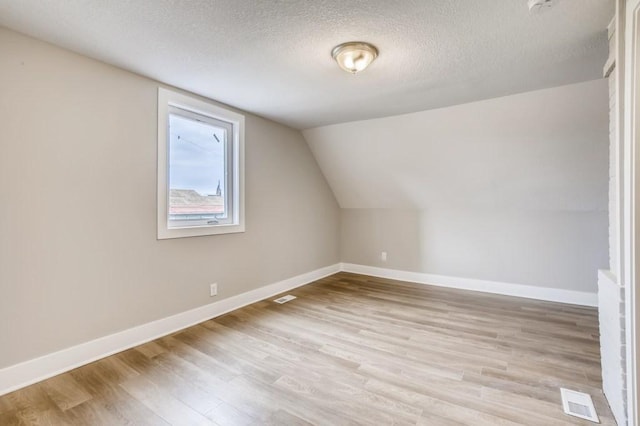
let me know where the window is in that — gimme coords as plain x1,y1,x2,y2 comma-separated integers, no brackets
157,88,244,239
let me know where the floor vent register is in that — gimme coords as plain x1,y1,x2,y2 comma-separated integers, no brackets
560,388,599,423
273,295,297,304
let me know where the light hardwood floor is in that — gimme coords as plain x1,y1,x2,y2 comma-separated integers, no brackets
0,272,615,425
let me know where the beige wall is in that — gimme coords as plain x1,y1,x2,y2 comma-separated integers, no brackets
341,208,607,292
307,80,609,293
0,28,340,369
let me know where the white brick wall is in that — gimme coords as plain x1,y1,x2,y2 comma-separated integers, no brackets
599,270,627,425
599,15,627,426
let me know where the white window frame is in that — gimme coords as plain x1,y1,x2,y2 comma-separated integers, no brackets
157,87,245,239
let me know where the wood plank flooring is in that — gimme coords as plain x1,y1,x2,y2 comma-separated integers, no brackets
0,272,616,425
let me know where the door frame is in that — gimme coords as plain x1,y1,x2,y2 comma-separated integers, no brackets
625,0,640,424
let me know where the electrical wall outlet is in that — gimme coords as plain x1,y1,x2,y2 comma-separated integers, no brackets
381,251,387,262
210,283,218,297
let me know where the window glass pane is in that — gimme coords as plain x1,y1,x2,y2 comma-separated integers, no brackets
168,112,227,224
157,87,244,239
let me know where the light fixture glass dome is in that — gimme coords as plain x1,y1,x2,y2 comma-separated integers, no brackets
331,42,378,74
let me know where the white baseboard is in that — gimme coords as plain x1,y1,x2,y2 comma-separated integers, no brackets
340,263,598,307
0,263,341,397
0,262,598,396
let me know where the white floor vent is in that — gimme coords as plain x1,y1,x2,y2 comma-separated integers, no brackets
273,295,297,304
560,388,599,423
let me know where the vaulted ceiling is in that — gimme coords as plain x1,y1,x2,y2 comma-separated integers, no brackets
304,80,608,210
0,0,613,129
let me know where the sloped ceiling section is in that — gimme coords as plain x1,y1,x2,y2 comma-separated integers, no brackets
303,80,608,212
0,0,613,129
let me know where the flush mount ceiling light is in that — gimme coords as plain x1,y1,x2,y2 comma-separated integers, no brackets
331,42,378,74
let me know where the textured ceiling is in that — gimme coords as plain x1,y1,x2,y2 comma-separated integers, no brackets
0,0,613,129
